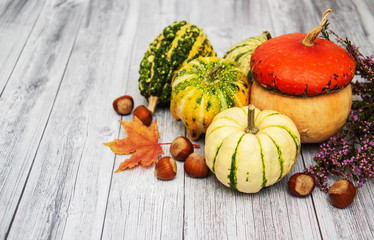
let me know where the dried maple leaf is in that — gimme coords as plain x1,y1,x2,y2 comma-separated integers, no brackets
104,117,164,173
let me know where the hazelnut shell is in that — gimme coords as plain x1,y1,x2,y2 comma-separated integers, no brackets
184,153,209,178
170,136,194,161
329,179,356,208
133,105,152,126
155,157,177,180
288,173,316,197
113,95,134,115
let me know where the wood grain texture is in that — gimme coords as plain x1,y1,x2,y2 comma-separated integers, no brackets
101,1,187,239
299,1,374,239
184,147,321,240
182,1,322,239
0,0,46,93
302,145,374,240
5,0,138,239
0,0,86,239
0,0,373,239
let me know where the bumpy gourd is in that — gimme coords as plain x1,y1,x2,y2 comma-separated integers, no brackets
205,105,301,193
223,31,271,80
138,20,216,111
170,57,250,140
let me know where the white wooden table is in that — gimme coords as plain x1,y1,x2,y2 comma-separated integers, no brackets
1,0,373,239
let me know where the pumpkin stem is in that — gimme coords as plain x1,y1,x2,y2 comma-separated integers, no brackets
302,9,333,47
245,104,259,134
208,62,223,80
262,31,272,40
147,95,158,114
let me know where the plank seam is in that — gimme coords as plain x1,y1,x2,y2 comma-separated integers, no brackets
300,147,324,240
0,1,47,97
100,1,141,239
4,3,86,238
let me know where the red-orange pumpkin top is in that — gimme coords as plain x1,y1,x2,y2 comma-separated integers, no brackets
250,33,356,96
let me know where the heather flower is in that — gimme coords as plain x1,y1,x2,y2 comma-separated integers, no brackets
306,24,374,193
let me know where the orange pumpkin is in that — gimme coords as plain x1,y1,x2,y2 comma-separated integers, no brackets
250,9,356,143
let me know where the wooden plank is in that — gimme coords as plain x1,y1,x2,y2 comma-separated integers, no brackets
185,152,321,240
0,0,372,239
3,0,153,238
265,0,317,36
101,0,188,239
353,0,374,50
183,0,322,239
302,145,374,240
300,0,374,239
0,1,86,239
315,0,374,52
263,1,374,239
0,0,46,93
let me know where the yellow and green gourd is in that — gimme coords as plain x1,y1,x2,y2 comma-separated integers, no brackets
170,57,250,140
138,20,216,110
223,31,271,81
205,105,300,193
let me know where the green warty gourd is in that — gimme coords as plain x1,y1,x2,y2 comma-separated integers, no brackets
138,20,216,110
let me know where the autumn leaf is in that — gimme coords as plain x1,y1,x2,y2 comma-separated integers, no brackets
104,117,164,173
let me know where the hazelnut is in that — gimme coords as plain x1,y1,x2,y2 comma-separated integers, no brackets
184,153,209,178
288,173,316,197
170,136,194,161
133,105,152,126
113,95,134,115
329,179,356,208
155,157,177,180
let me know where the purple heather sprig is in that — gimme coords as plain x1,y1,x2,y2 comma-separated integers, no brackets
306,23,374,193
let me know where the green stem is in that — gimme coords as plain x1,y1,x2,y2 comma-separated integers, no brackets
208,62,223,79
245,104,259,134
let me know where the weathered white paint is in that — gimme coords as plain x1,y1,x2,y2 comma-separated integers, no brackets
0,0,373,239
0,0,87,239
0,0,46,92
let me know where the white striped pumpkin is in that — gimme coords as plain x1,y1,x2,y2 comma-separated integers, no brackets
204,105,300,193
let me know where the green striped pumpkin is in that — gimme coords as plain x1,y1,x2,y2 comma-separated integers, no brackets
170,57,250,140
223,31,270,81
138,20,216,108
205,105,300,193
